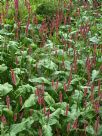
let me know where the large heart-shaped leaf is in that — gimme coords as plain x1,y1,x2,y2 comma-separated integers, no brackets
0,83,13,96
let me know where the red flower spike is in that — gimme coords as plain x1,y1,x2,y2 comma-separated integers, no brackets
10,68,16,85
14,0,19,19
94,100,100,113
84,88,88,97
83,99,87,108
52,80,54,88
59,91,63,103
91,84,94,92
6,95,10,109
0,14,2,25
13,113,17,122
65,105,69,116
90,91,94,103
33,15,38,25
41,97,45,105
37,96,42,106
1,115,7,124
25,0,31,13
19,96,23,106
73,119,78,130
47,108,50,119
98,80,101,97
94,116,100,135
14,0,19,11
55,80,59,90
43,105,46,114
25,16,30,36
5,0,9,17
64,82,67,92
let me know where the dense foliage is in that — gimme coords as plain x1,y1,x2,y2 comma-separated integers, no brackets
0,0,102,136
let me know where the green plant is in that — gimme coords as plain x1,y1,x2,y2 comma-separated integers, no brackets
36,2,57,17
0,0,102,136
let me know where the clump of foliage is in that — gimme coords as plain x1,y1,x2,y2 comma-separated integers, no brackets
0,0,102,136
36,2,57,17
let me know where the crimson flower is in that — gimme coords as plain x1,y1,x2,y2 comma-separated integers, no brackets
6,95,10,109
1,115,7,124
59,91,63,103
13,113,17,122
10,68,16,85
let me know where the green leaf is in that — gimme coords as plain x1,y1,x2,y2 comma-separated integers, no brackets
72,90,83,102
92,70,99,82
55,102,68,110
3,108,13,117
42,125,53,136
44,109,61,126
44,92,55,106
29,77,51,85
89,36,99,44
50,108,61,119
45,40,53,48
0,64,7,73
0,83,13,96
53,71,69,77
22,37,33,45
0,29,14,36
8,41,19,52
70,104,80,120
71,75,83,84
48,117,58,126
16,84,35,96
41,59,58,71
32,110,39,122
0,35,4,43
22,94,37,109
86,125,95,135
9,117,34,135
64,61,71,70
